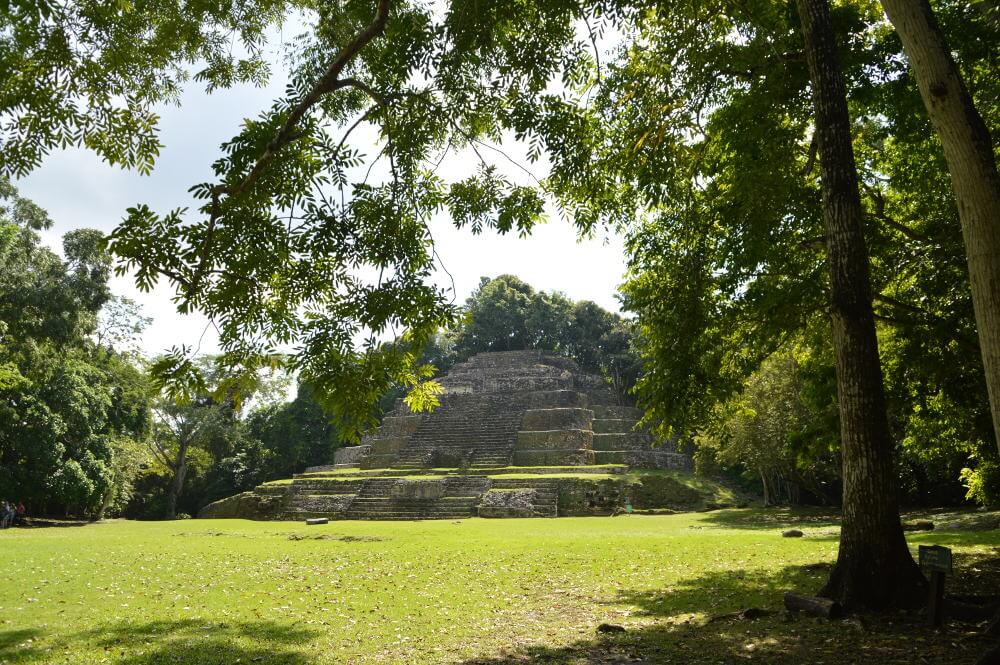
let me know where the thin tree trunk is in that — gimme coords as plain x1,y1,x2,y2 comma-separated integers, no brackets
96,480,115,521
879,0,1000,455
760,470,771,507
165,440,189,520
795,0,926,609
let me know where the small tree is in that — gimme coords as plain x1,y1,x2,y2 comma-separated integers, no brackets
148,395,228,519
700,354,808,506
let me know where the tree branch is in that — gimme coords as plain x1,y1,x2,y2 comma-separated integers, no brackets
800,134,818,176
863,183,930,242
221,0,391,201
873,293,980,352
184,0,392,299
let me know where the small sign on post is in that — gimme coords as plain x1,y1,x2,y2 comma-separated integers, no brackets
919,545,952,627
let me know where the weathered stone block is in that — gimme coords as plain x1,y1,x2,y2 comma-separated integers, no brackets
390,480,444,500
591,404,642,419
292,478,363,492
591,419,637,434
520,408,593,431
292,494,355,514
485,376,571,393
556,478,629,515
379,415,424,436
334,445,372,465
593,450,628,465
591,432,654,451
370,436,408,455
622,450,694,471
526,390,588,408
478,489,540,518
198,492,286,520
515,429,592,450
513,449,595,466
360,453,396,469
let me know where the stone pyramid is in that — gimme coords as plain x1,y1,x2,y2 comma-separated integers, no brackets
342,350,689,471
199,351,694,521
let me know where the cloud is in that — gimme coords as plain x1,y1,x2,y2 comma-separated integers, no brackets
14,42,626,360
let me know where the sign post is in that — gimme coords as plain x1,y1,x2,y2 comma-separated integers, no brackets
918,545,952,627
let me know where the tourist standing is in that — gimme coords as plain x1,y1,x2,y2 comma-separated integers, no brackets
15,501,25,526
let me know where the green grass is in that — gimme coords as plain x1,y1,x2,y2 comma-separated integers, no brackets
622,469,745,506
486,472,621,480
294,465,629,480
2,510,998,664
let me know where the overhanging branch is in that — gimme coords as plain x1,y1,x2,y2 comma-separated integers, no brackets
185,0,392,299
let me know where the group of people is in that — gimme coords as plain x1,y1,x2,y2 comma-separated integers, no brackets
1,500,24,528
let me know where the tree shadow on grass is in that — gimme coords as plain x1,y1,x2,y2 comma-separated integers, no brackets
49,619,320,665
462,560,1000,665
608,564,826,620
693,507,841,531
0,628,43,660
15,517,93,528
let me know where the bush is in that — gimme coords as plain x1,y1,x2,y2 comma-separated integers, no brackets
960,460,1000,508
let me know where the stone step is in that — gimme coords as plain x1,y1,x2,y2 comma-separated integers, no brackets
591,418,639,434
296,464,627,479
280,511,350,520
593,451,630,465
590,404,642,419
290,488,359,496
345,512,478,519
591,432,655,451
344,513,475,521
349,496,478,504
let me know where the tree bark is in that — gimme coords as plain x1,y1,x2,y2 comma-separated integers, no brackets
165,439,189,520
795,0,926,609
784,593,843,619
879,0,1000,455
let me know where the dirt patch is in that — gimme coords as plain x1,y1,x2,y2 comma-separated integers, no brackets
286,533,387,542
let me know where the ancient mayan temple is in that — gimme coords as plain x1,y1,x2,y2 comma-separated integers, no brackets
353,350,687,470
200,351,697,521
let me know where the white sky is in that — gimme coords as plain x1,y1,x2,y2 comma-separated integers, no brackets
14,31,627,360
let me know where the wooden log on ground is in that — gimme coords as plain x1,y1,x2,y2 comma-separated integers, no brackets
305,517,329,525
784,593,843,619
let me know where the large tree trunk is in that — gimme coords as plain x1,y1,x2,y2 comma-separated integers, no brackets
879,0,1000,455
165,440,189,520
795,0,926,610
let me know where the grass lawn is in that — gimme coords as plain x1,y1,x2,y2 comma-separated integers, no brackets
2,510,998,664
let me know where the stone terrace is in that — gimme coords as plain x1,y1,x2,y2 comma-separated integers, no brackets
199,351,694,521
353,350,689,472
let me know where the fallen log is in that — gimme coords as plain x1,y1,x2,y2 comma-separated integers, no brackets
784,593,843,619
